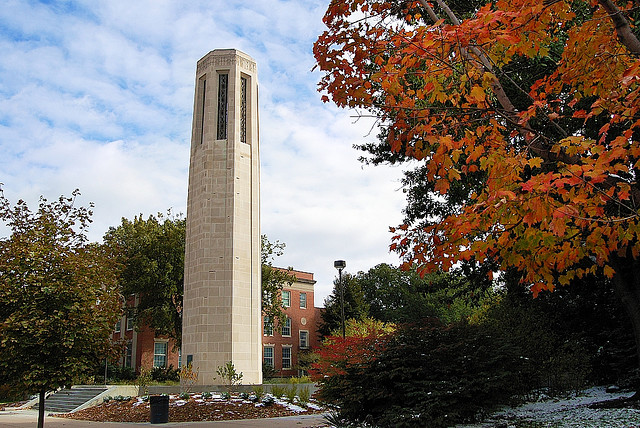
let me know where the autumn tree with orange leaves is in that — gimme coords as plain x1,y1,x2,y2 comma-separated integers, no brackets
314,0,640,373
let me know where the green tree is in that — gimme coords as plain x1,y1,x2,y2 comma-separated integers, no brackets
104,211,186,346
261,235,296,328
0,189,121,428
357,263,491,324
103,213,185,346
103,221,295,346
319,272,370,338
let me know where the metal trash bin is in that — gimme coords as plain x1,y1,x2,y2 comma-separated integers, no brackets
149,395,169,424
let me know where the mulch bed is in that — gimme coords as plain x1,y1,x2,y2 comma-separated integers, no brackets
55,394,326,423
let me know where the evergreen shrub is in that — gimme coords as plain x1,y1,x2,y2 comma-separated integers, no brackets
251,386,264,401
94,364,137,382
483,281,635,394
262,363,276,380
313,319,531,427
262,395,275,406
270,384,286,399
151,365,180,382
285,384,297,403
298,386,311,405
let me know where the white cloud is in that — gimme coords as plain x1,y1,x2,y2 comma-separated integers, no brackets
0,0,407,306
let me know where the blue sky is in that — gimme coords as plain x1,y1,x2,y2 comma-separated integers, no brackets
0,0,406,305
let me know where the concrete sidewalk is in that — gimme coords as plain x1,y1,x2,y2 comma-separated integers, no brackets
0,410,330,427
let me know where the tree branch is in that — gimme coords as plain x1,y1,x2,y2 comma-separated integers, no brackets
598,0,640,55
419,0,519,117
417,0,439,23
414,0,638,213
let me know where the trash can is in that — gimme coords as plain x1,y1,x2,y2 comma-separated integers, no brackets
149,394,169,424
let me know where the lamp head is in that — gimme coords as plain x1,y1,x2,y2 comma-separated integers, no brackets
334,260,346,270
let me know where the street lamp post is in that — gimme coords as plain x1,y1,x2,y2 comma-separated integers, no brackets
334,260,346,339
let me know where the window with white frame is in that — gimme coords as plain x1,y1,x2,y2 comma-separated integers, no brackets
282,346,292,369
282,290,291,307
126,315,134,331
263,346,274,368
153,341,168,368
124,342,132,368
299,292,307,309
281,318,291,337
114,319,121,333
299,330,309,349
263,316,273,336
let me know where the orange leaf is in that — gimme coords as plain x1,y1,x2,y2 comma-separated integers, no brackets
470,85,486,104
603,265,615,279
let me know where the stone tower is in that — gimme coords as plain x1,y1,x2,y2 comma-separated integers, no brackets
182,49,262,385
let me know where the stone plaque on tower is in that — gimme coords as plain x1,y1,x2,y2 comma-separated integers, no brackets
182,49,262,384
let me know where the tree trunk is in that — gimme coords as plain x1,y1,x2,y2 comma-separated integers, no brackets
598,0,640,55
37,388,45,428
611,253,640,394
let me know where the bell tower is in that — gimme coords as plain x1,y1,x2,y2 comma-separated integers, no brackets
182,49,262,384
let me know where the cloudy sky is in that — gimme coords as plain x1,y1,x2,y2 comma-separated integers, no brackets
0,0,407,306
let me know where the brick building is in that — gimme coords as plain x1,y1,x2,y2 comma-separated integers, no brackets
262,269,322,377
111,268,322,379
111,295,181,373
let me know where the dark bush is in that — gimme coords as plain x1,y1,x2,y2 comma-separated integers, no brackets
314,319,532,428
483,293,591,395
151,365,180,382
485,279,638,393
0,383,30,403
93,364,137,383
262,363,276,380
110,365,137,381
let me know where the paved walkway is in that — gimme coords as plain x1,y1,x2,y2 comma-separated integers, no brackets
0,410,330,427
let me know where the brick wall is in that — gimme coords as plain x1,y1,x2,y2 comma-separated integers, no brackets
262,269,322,377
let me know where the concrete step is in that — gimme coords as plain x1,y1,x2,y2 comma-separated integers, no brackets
44,387,108,413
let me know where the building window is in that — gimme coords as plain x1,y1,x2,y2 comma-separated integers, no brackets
114,319,121,333
217,73,228,140
124,342,132,368
240,76,247,143
263,316,273,336
196,75,206,144
282,347,292,369
126,316,134,331
299,292,307,309
281,318,291,337
153,342,168,368
299,330,309,349
263,346,274,368
282,290,291,308
178,348,182,368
